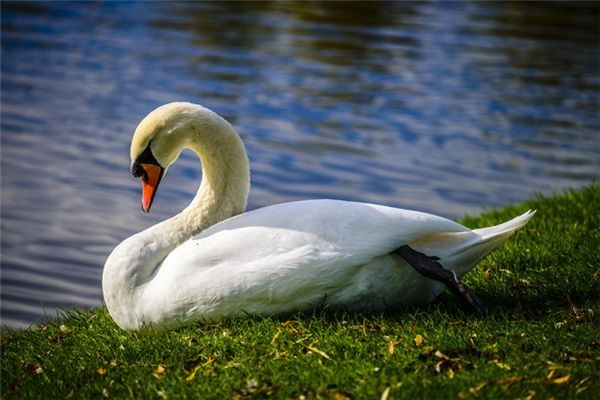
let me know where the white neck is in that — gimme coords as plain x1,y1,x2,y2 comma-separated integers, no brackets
102,106,250,330
154,128,250,247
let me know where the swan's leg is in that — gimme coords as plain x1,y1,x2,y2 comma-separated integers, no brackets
394,245,486,315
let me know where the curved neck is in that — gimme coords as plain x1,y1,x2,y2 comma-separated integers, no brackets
164,132,250,246
150,125,250,252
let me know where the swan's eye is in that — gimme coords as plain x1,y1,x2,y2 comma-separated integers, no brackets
132,164,144,178
132,142,161,179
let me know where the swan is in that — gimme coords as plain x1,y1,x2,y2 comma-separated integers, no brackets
102,102,535,331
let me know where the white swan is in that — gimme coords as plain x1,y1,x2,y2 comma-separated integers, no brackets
102,102,534,331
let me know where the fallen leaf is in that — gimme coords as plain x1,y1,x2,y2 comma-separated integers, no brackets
225,361,241,369
435,359,452,374
153,364,165,377
271,328,282,344
523,390,536,400
246,379,258,389
380,387,390,400
552,374,571,384
498,376,523,390
186,365,202,381
492,359,511,370
576,387,589,395
332,392,353,400
458,381,488,399
86,313,98,322
24,362,43,375
388,339,396,355
415,334,425,346
97,367,106,375
186,357,213,381
468,381,488,396
306,345,333,361
59,325,72,335
294,334,313,344
434,350,448,359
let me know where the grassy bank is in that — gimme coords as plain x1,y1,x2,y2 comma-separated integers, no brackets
2,185,599,399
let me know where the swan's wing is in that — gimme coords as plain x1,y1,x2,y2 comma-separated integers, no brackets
149,200,469,320
162,200,467,276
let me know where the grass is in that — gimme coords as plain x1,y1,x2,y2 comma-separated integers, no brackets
2,185,599,399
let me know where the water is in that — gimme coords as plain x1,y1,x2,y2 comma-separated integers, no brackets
1,2,598,329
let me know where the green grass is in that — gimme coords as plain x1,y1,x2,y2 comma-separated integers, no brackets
2,185,599,399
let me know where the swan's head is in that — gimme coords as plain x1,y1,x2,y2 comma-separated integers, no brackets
130,102,214,212
129,102,247,213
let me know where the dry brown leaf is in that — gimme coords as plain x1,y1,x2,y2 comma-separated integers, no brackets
434,357,455,374
388,339,395,355
434,350,448,359
152,365,166,379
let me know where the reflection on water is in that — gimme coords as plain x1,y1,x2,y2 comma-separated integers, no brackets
1,2,598,329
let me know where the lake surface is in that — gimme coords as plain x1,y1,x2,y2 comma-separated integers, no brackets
1,2,598,329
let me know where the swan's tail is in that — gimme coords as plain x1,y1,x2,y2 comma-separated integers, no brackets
409,210,536,278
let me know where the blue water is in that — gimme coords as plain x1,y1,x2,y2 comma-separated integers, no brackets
1,2,598,329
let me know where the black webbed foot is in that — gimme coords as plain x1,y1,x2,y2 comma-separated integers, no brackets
394,245,487,316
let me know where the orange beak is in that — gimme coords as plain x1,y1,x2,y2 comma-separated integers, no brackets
139,163,163,213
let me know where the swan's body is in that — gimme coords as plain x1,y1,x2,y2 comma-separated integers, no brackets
103,102,534,331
